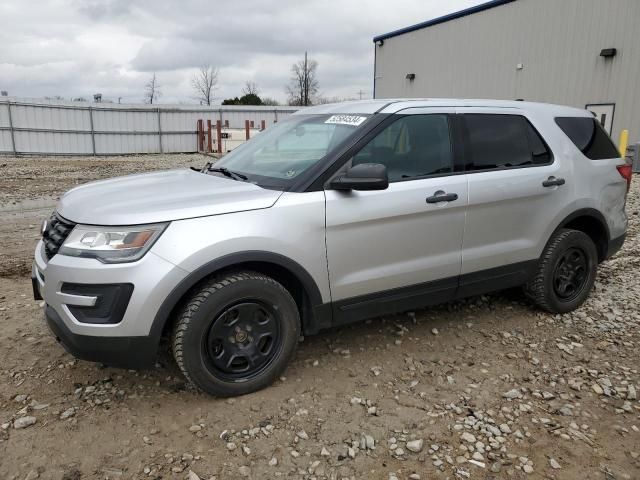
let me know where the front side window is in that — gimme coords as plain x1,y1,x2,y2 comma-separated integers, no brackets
214,114,371,188
351,114,453,182
555,117,620,160
463,114,552,171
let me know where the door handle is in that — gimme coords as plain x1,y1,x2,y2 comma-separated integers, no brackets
542,176,565,187
426,191,458,204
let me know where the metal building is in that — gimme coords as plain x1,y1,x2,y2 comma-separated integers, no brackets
373,0,640,143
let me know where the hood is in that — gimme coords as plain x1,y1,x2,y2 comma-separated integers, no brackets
57,169,283,225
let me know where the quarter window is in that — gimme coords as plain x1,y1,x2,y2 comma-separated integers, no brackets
351,114,453,182
555,117,620,160
463,114,552,171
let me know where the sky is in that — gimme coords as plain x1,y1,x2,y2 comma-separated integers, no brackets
0,0,482,105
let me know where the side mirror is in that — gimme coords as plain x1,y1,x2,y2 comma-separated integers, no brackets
330,163,389,191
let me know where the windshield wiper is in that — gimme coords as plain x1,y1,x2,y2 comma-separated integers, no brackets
207,166,248,181
191,161,214,173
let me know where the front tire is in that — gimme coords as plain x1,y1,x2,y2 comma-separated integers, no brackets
524,229,598,314
172,271,300,396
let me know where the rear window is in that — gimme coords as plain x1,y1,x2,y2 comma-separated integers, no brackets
555,117,620,160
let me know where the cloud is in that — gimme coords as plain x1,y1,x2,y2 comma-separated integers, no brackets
0,0,481,103
74,0,133,21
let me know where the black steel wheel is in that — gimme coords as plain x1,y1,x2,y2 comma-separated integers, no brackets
172,271,300,396
552,247,588,301
203,301,281,381
524,229,598,314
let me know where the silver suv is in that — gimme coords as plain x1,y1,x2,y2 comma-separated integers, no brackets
33,99,630,396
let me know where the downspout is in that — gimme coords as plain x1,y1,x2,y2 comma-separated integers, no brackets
373,41,377,99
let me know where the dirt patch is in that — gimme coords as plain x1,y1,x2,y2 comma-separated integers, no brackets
0,154,205,277
0,154,205,205
0,156,638,480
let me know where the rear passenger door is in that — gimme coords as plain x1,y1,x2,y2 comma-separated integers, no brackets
457,109,572,295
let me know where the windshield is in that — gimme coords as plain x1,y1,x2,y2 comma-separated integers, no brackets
212,114,371,188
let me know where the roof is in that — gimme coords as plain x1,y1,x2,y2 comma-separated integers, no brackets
373,0,517,43
292,100,394,115
296,98,591,117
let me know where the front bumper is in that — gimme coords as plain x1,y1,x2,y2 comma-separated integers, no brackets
33,240,188,367
45,306,157,368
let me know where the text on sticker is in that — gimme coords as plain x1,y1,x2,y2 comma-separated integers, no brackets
325,115,367,126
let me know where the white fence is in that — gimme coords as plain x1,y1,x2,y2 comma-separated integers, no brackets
0,97,298,156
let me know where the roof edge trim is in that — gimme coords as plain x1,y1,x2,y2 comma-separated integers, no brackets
373,0,517,43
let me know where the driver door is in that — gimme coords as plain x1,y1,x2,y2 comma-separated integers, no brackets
324,110,468,324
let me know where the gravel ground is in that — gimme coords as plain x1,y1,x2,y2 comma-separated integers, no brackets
0,155,638,480
0,154,206,277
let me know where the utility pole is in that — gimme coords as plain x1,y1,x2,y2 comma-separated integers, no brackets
303,51,309,106
357,89,365,100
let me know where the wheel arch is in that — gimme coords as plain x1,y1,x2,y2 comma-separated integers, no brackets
149,251,327,343
555,208,610,262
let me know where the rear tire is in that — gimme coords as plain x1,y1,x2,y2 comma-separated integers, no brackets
524,229,598,314
172,271,300,397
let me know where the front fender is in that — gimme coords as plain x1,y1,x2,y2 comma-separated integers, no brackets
148,191,330,338
147,249,327,341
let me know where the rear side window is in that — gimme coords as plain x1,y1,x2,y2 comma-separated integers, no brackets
463,114,552,171
555,117,620,160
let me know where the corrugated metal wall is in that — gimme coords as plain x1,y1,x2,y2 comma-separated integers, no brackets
0,98,298,155
374,0,640,143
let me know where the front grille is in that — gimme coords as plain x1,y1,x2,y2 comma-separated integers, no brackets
43,213,76,260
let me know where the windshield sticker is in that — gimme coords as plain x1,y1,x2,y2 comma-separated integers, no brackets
325,115,367,127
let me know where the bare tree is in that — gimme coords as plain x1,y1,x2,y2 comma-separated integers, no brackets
260,97,280,106
285,52,319,106
191,65,218,106
242,81,260,96
144,73,161,104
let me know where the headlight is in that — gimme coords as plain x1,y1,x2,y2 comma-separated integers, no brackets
59,223,168,263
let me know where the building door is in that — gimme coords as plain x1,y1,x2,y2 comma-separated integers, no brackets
586,103,615,134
